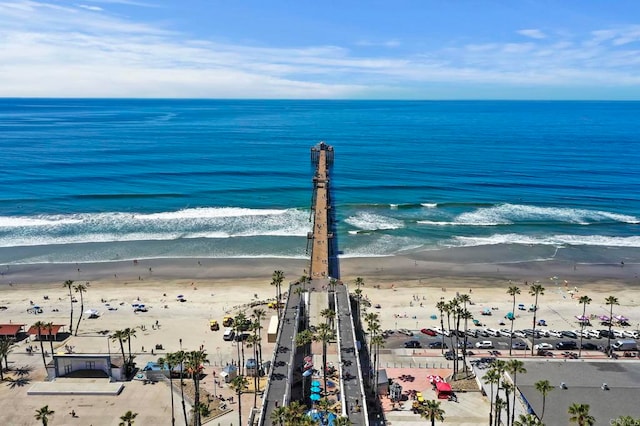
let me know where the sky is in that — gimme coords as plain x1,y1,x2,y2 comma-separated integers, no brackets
1,0,640,99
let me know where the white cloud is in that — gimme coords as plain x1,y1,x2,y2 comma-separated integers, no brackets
1,1,640,98
517,29,547,39
77,4,104,12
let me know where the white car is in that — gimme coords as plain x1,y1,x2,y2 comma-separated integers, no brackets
534,343,553,350
573,329,590,339
475,340,495,349
548,330,562,338
435,327,450,337
613,329,624,338
513,330,526,338
622,330,639,339
587,330,601,338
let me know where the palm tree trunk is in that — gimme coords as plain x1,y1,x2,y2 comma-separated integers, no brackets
38,332,47,368
169,372,176,426
180,362,188,426
509,296,516,356
75,291,84,336
531,295,539,356
48,329,54,356
193,374,201,426
253,343,259,408
237,387,243,426
488,383,494,426
68,287,74,335
511,374,517,426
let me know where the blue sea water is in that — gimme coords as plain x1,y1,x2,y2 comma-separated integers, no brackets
1,99,640,265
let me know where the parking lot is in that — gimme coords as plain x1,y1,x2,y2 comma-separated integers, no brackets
382,326,639,357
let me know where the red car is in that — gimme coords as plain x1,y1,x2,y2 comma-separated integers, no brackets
421,328,437,336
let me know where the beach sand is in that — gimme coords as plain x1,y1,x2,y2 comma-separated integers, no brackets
1,254,639,425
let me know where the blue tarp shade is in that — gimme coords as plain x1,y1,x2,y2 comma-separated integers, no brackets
310,393,320,401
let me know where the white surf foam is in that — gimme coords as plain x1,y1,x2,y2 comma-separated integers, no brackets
344,212,404,231
450,234,640,248
455,203,639,226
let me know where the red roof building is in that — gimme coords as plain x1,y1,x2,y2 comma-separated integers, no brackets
27,324,65,340
0,324,25,338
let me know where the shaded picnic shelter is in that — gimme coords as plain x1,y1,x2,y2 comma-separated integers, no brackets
0,324,25,340
27,324,66,341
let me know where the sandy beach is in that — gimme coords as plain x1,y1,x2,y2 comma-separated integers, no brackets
1,254,639,425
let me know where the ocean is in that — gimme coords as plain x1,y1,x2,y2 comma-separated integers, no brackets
1,99,640,266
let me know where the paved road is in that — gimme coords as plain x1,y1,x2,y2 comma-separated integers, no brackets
335,284,367,424
261,282,302,425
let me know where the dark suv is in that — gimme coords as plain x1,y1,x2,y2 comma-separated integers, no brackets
556,341,577,350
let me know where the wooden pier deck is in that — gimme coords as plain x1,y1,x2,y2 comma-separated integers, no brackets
309,143,332,279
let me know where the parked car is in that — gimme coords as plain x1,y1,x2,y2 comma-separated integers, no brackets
421,328,437,336
429,341,448,349
513,330,526,338
457,341,473,348
512,341,528,350
548,330,562,338
573,329,590,339
613,329,624,338
586,330,601,338
475,341,495,349
561,331,578,339
466,329,479,338
599,329,615,338
444,351,458,360
399,329,414,336
556,341,577,350
581,342,599,350
622,330,639,339
534,343,553,350
404,340,422,348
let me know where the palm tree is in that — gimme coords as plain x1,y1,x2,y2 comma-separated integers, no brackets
234,311,248,374
502,381,513,426
246,333,261,408
35,405,55,426
33,320,48,369
495,396,507,426
124,327,136,369
605,296,619,352
320,308,335,328
174,350,188,426
186,349,208,426
371,334,385,396
514,413,544,426
119,410,138,425
483,369,501,426
63,279,74,335
111,330,128,375
436,299,447,355
230,375,248,426
507,284,521,356
270,406,287,425
0,338,12,381
459,309,473,371
44,322,55,356
529,283,545,356
568,403,596,426
534,380,554,422
418,399,445,426
157,353,177,426
507,359,527,426
271,270,285,318
354,276,365,324
492,360,507,423
578,295,592,358
251,308,266,368
334,416,353,425
315,322,336,393
73,282,88,336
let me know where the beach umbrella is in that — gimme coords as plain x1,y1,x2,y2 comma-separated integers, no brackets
575,315,589,321
615,315,629,322
311,386,321,393
599,315,610,321
310,393,320,401
177,294,184,299
311,380,321,387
